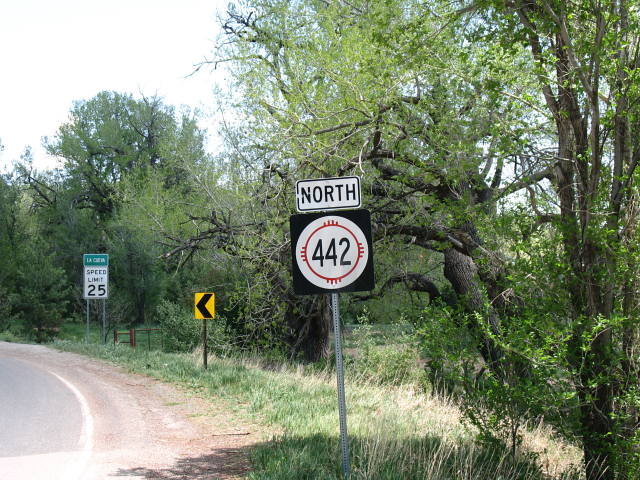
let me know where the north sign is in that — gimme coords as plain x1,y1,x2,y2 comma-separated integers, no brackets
194,293,215,319
290,210,374,295
83,253,108,299
295,176,361,212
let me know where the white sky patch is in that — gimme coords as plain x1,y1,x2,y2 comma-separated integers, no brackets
0,0,228,171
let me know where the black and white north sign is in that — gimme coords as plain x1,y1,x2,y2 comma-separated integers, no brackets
290,209,374,295
295,176,361,212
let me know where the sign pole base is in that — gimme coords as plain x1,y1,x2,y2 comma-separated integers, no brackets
332,293,350,478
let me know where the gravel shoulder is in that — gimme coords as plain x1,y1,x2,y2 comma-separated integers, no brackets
0,341,259,480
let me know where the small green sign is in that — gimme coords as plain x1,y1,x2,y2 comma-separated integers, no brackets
84,254,109,267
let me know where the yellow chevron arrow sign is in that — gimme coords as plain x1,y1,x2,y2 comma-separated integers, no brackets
194,293,215,319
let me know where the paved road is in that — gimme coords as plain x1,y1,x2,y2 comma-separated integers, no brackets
0,356,83,456
0,341,255,480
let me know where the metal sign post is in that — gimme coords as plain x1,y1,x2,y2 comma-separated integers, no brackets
202,319,208,370
102,298,107,343
332,292,350,478
85,299,90,343
290,177,374,480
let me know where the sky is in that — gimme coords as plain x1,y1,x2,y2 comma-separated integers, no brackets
0,0,227,171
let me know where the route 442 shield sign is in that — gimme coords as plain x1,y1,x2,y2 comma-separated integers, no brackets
290,209,374,295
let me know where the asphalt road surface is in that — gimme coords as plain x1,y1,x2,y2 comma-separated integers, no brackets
0,341,255,480
0,356,84,457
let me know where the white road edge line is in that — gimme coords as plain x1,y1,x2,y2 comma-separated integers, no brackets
50,372,94,480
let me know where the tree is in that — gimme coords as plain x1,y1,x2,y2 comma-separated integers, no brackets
43,91,206,218
0,172,21,333
207,0,640,477
0,169,69,340
198,0,540,364
467,1,640,477
24,91,211,326
158,155,333,361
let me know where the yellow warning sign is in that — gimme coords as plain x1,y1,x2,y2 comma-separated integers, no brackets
194,293,215,319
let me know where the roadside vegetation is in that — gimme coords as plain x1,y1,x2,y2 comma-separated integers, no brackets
54,338,582,480
1,1,639,478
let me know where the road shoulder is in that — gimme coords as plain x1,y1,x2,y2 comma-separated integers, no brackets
0,341,259,480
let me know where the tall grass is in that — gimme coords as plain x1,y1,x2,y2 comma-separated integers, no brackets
53,341,582,479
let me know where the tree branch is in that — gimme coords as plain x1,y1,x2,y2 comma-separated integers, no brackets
354,272,443,302
496,165,555,199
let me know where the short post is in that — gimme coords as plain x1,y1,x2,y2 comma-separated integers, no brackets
129,328,136,348
202,319,208,370
332,293,350,479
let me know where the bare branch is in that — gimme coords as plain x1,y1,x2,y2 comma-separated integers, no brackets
540,0,596,105
354,272,443,302
496,165,555,199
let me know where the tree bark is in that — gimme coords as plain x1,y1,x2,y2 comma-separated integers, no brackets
443,245,503,374
286,294,331,362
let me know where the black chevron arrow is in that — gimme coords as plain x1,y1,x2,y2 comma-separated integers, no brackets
196,293,214,318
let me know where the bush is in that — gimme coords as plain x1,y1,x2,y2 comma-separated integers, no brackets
157,300,201,352
157,300,231,354
0,330,23,343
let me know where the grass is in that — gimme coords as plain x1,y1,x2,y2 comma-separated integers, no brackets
0,330,24,343
51,341,583,480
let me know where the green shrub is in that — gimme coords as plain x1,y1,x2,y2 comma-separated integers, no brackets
0,330,23,343
157,299,231,354
157,300,201,352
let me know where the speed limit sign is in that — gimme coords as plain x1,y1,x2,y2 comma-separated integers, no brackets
290,209,374,295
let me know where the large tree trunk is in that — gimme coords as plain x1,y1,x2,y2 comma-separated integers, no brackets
550,31,617,479
286,294,331,362
443,246,504,374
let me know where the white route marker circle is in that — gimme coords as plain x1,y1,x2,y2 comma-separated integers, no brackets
295,215,369,289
